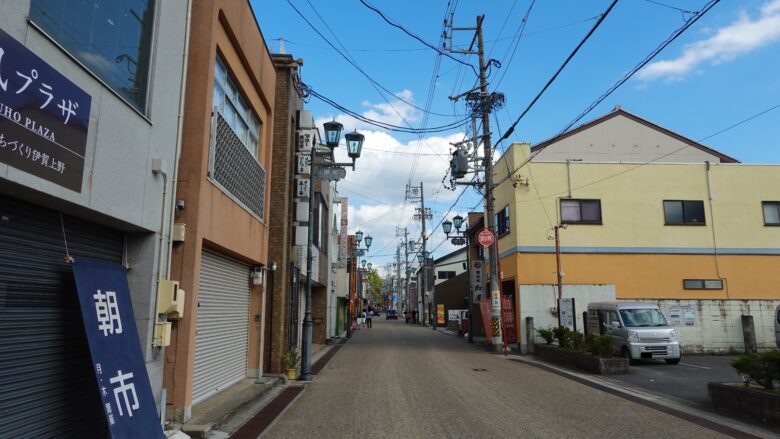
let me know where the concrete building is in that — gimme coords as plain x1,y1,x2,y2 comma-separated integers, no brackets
493,108,780,353
163,0,275,422
0,0,188,436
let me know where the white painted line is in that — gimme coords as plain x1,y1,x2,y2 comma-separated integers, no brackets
679,362,711,370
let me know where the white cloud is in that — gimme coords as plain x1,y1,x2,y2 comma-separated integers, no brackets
637,0,780,80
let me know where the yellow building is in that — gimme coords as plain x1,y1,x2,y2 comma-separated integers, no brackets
493,108,780,352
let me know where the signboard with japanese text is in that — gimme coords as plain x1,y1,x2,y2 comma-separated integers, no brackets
296,153,311,175
470,261,483,299
295,177,310,198
477,229,495,248
296,128,316,151
0,28,91,192
71,260,163,439
437,304,445,325
667,304,697,327
558,297,576,331
502,295,517,343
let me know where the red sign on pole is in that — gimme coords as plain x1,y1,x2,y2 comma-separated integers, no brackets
477,229,495,248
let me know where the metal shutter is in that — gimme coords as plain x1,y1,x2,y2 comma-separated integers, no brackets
192,249,251,405
0,195,124,438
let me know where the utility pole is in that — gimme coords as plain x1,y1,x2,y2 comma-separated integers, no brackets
446,15,504,348
408,183,431,327
395,244,401,311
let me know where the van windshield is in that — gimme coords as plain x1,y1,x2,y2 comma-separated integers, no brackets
619,308,669,327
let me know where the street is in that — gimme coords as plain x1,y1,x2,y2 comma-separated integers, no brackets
263,320,734,438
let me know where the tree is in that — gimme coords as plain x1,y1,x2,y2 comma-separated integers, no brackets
367,270,383,304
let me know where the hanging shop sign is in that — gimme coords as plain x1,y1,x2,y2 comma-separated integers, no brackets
470,261,483,299
436,304,445,325
72,260,163,439
296,128,316,151
0,28,91,192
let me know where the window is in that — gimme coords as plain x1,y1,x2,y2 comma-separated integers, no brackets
763,202,780,225
495,206,510,236
437,271,456,280
663,200,705,225
683,279,723,290
560,199,602,224
619,309,669,328
30,0,155,112
213,56,261,157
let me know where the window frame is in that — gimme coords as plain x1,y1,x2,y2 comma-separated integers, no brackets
437,270,456,280
28,0,157,115
495,205,511,237
762,201,780,226
560,199,603,225
683,279,724,290
213,55,262,158
663,200,706,226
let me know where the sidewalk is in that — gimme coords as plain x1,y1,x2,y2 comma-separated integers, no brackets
174,342,341,439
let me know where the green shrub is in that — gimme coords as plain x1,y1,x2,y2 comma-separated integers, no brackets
552,326,571,349
569,331,585,351
536,328,554,345
731,351,780,389
585,334,614,358
283,348,301,369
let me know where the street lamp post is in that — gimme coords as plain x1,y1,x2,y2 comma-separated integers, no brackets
348,232,371,339
301,121,364,382
443,215,474,343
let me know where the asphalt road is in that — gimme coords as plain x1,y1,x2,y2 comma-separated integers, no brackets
603,356,742,406
263,319,731,439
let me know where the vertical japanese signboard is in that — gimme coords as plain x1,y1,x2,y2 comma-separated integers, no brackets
501,295,517,343
558,297,576,331
72,260,164,439
470,261,484,300
0,28,91,192
436,304,445,325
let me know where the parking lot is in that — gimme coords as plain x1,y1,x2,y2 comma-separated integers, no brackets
602,355,741,407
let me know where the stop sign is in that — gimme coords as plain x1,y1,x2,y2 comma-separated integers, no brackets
477,229,495,248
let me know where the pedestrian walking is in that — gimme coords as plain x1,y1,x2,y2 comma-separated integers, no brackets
366,307,373,328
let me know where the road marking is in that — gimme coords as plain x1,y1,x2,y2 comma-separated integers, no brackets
679,362,712,370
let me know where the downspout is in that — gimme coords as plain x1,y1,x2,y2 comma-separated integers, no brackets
705,161,728,298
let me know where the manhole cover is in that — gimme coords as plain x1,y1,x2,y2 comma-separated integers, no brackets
471,368,488,372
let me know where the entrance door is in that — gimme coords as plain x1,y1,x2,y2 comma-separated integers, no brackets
192,250,251,405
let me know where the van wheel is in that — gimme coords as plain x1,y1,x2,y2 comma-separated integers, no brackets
665,358,681,365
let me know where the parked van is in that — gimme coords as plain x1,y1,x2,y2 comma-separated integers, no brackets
586,302,681,364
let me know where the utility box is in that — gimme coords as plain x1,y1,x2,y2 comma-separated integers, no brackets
157,280,185,320
154,322,172,347
172,223,186,242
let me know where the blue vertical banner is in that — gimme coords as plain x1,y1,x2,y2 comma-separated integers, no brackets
72,260,164,439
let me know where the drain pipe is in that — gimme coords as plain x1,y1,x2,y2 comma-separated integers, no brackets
705,161,728,297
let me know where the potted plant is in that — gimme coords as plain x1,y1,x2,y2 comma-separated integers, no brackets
283,348,301,380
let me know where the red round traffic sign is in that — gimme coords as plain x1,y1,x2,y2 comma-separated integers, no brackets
477,229,495,248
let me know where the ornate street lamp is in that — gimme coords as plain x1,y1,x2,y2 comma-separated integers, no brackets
361,259,367,268
453,214,464,231
442,220,453,235
301,121,364,381
355,229,364,244
364,235,373,249
323,120,343,148
367,262,372,271
345,130,365,160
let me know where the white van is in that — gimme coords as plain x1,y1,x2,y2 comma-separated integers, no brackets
587,302,681,364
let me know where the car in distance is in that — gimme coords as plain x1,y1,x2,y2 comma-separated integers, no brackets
386,309,398,320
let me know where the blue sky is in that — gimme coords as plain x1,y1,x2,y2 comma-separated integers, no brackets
253,0,780,273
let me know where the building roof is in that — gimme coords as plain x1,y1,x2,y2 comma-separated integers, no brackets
530,107,739,163
433,246,467,265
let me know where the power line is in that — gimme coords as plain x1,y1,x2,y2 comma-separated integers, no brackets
492,0,537,90
287,0,459,118
494,0,721,188
493,0,620,150
358,0,478,77
698,102,780,142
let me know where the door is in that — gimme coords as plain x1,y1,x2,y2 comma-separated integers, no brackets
192,250,251,405
775,306,780,349
603,309,626,352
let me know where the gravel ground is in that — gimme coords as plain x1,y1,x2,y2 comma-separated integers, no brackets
263,319,728,439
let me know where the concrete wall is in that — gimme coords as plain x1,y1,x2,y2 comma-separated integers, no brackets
433,248,468,286
628,299,780,354
519,284,616,353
